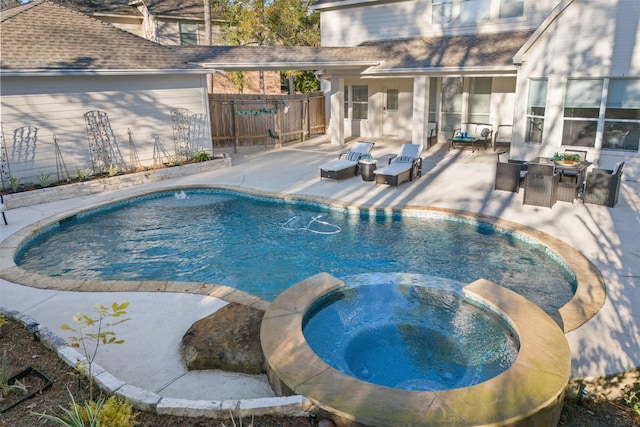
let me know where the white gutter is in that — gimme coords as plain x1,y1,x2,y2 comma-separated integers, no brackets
513,0,575,64
193,61,380,71
362,65,519,75
0,69,222,77
310,0,395,12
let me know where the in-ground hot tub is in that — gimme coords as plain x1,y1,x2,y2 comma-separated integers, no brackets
303,273,519,392
261,273,571,427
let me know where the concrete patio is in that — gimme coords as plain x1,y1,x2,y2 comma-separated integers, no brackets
1,135,638,418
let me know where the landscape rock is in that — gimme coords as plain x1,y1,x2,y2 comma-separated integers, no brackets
181,302,265,374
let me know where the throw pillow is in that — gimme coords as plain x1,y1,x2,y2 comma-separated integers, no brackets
346,151,362,162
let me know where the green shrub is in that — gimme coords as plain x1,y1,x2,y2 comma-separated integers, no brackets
622,382,640,417
193,151,212,162
97,395,139,427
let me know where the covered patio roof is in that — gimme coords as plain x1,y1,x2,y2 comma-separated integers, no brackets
176,30,534,76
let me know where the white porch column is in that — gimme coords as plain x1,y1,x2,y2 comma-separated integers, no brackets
412,76,430,147
329,77,345,146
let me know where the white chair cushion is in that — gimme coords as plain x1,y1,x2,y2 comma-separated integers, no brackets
320,159,357,172
374,162,412,176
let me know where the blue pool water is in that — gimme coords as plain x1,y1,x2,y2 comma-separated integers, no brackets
15,189,575,310
303,274,519,390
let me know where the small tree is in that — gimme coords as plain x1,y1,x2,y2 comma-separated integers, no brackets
61,302,130,400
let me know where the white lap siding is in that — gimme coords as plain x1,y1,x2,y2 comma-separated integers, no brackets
1,74,211,184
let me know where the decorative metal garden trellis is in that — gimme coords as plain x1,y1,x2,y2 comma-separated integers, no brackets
84,110,126,175
189,113,208,153
171,108,193,159
0,124,11,191
127,128,141,172
53,135,70,183
12,125,38,164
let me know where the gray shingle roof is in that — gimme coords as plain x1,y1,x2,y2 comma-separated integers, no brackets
144,0,211,20
0,0,199,72
1,1,532,74
49,0,140,16
360,30,535,71
50,0,210,20
176,45,383,70
175,31,533,73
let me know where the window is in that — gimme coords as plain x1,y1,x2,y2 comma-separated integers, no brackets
441,77,463,132
386,89,399,111
561,78,640,151
526,79,547,144
562,79,603,147
432,0,453,24
603,79,640,151
179,22,198,45
460,0,491,24
352,85,368,120
499,0,524,19
428,77,438,122
344,84,349,118
469,77,492,124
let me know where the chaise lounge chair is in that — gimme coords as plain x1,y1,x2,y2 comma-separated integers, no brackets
319,141,375,181
373,143,423,186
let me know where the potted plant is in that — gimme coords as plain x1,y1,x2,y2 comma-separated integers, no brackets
552,152,580,164
562,153,581,164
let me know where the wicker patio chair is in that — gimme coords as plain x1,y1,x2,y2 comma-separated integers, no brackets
493,125,513,151
427,121,438,149
523,163,559,208
583,162,624,207
494,151,526,193
1,194,7,225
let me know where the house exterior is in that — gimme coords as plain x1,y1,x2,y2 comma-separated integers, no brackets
53,0,281,94
310,0,639,179
1,0,213,186
53,0,227,46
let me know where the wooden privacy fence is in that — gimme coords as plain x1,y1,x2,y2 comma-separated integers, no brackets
209,92,325,152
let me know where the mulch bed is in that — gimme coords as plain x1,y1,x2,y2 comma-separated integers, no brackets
1,318,638,426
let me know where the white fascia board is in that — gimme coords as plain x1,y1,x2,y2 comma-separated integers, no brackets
0,69,220,77
194,61,379,71
361,65,520,76
310,0,397,12
91,13,142,20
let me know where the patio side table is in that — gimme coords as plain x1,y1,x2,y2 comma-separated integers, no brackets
359,159,377,181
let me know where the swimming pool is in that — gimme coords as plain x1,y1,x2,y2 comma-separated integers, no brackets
15,188,576,311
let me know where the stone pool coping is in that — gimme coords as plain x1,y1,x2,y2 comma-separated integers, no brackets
0,185,606,420
262,272,571,426
0,185,606,333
